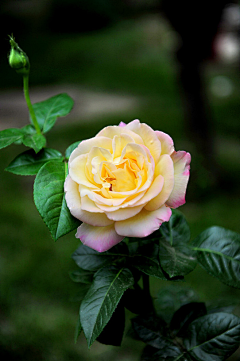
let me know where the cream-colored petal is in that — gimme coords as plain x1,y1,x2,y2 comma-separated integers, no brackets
145,155,174,211
135,174,164,206
115,206,172,238
125,119,161,164
69,136,112,163
76,223,124,252
64,176,112,226
96,125,144,145
105,204,144,221
69,154,99,190
155,130,174,155
166,151,191,208
81,195,103,213
112,134,135,159
64,175,81,219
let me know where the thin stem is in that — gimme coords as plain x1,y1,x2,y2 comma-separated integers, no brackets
23,75,41,134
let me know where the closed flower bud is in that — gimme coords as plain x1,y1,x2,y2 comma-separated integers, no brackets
8,36,30,75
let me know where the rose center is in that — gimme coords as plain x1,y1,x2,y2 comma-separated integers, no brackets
101,159,138,192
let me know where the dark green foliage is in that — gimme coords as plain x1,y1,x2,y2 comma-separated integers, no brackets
80,266,134,347
5,148,63,175
192,226,240,288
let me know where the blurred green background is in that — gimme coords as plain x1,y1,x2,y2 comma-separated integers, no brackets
1,0,240,360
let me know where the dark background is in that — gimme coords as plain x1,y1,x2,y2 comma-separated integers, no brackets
0,1,240,360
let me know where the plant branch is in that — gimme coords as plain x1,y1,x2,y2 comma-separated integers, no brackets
23,75,41,134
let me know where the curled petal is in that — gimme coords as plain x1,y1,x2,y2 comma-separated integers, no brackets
105,204,144,221
69,154,99,190
64,175,81,218
76,223,124,252
69,136,112,163
65,177,112,226
115,206,172,238
166,151,191,208
155,130,174,155
125,119,161,164
145,155,174,211
96,125,144,145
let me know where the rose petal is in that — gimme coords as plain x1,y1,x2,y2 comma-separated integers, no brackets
69,154,99,189
105,204,144,221
64,175,81,218
119,121,126,127
135,174,164,206
76,223,124,252
115,205,172,238
69,136,112,163
112,134,135,159
125,119,161,164
96,125,144,145
65,177,112,226
166,151,191,208
145,154,174,211
155,130,175,155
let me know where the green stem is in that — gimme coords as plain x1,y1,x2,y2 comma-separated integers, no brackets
23,75,41,134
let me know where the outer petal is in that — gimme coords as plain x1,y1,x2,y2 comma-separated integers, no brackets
166,151,191,208
115,206,172,238
64,175,81,217
96,125,144,145
125,119,161,164
76,223,124,252
64,176,113,226
105,204,144,221
69,154,99,189
155,130,174,155
145,155,174,211
119,121,126,127
69,136,112,163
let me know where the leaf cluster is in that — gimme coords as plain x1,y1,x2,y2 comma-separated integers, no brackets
134,303,240,361
1,92,81,241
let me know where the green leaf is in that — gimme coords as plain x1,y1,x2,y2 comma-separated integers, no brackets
160,210,190,246
96,301,125,346
170,302,207,337
132,255,167,280
74,317,82,344
69,269,93,284
131,314,167,349
0,128,23,149
72,242,128,272
141,344,182,361
80,266,134,347
22,132,46,153
65,141,81,159
34,160,80,240
184,312,240,361
5,148,63,175
192,226,240,288
159,240,197,278
32,93,74,133
131,243,167,280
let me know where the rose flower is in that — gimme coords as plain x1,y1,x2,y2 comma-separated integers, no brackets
64,120,191,252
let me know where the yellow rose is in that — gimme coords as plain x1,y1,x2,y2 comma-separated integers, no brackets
64,120,191,252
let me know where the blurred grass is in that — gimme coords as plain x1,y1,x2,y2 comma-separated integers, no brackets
1,15,240,360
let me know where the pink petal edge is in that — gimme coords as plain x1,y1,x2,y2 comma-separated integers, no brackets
76,223,124,252
119,121,126,127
